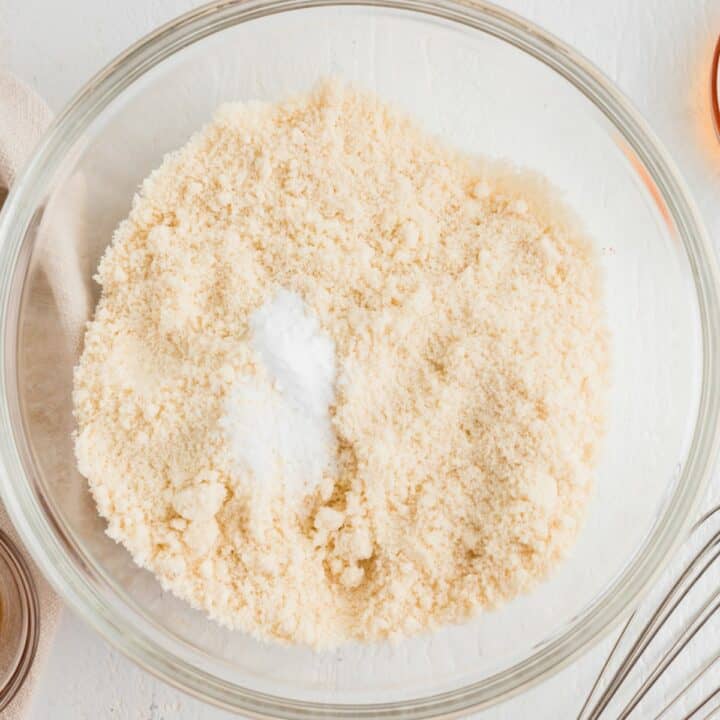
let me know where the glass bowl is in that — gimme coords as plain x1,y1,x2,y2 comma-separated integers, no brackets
1,0,720,717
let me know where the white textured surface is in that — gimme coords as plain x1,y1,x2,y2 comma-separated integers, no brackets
1,0,720,717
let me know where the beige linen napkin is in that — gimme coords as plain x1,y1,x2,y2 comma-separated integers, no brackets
0,71,64,720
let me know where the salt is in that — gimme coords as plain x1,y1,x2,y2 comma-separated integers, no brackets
222,290,336,497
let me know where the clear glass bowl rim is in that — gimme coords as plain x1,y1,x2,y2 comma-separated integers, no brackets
1,0,719,717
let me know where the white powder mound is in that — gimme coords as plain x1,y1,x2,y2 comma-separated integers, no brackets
73,80,609,648
221,289,336,498
251,289,336,417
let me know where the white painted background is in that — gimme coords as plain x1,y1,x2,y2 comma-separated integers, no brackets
1,0,720,718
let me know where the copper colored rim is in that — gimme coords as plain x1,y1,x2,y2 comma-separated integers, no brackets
712,35,720,140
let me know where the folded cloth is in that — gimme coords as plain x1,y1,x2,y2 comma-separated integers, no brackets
0,70,64,720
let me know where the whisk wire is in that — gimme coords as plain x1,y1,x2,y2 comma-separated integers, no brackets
579,505,720,719
617,588,720,719
577,615,635,719
698,700,720,720
654,650,720,720
684,682,720,720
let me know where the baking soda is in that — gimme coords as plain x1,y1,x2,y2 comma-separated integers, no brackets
221,290,336,497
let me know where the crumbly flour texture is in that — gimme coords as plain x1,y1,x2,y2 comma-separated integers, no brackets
73,81,609,647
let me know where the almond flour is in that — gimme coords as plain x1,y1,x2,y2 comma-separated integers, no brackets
73,80,609,647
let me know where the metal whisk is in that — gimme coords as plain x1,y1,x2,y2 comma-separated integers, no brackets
578,504,720,720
